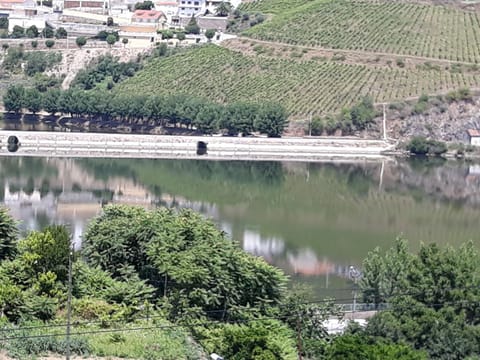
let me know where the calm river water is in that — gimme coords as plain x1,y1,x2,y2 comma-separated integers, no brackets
1,156,480,299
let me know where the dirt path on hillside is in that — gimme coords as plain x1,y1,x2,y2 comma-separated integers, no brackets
224,37,480,69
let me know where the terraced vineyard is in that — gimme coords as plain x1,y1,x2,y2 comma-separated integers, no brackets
116,45,480,117
243,0,480,63
240,0,318,15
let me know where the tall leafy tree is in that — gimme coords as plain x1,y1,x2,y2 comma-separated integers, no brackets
3,85,25,113
83,205,288,320
0,207,18,261
23,88,43,114
362,239,480,359
255,102,288,137
215,1,232,16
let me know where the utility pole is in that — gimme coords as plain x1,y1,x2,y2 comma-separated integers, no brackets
66,247,73,360
382,103,387,141
308,114,312,137
296,315,303,360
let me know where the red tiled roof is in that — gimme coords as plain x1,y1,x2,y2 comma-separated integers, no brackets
132,9,165,20
467,129,480,137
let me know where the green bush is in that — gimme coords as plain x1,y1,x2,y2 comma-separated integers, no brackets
406,136,447,156
198,320,297,360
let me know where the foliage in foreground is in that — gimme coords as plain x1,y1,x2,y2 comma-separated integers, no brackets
0,205,293,359
83,205,288,320
361,239,480,359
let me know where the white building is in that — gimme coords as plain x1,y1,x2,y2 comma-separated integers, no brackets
154,0,177,21
178,0,204,17
467,129,480,146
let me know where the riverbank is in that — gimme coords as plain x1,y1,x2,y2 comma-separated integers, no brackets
0,131,397,161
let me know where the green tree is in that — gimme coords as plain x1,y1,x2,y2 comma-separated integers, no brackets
215,1,232,16
106,34,117,46
18,225,71,282
3,85,25,113
83,205,288,320
42,26,54,38
0,281,24,322
160,29,174,40
205,29,216,42
26,25,39,38
360,238,414,307
0,17,8,29
43,88,61,115
185,16,200,34
326,334,426,360
194,104,221,134
255,103,288,137
76,36,87,48
11,25,25,38
45,39,55,48
362,240,480,359
406,137,447,156
55,27,67,39
0,207,18,261
122,37,129,47
201,320,297,360
134,0,154,9
107,16,114,26
31,40,38,48
23,88,42,114
176,32,185,42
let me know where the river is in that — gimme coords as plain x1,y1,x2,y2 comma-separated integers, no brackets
1,156,479,299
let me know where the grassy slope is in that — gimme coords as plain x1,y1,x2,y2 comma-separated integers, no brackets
115,45,480,117
243,0,480,63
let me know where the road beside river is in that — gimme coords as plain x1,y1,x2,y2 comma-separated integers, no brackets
0,131,396,162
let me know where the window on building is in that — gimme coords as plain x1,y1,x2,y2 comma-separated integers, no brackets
181,7,185,10
194,7,198,10
194,1,199,5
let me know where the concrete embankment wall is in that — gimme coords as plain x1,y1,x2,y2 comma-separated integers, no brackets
0,131,393,161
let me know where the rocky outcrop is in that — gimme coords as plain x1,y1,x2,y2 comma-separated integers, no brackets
382,99,480,143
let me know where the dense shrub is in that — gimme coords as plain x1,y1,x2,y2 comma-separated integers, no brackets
406,137,447,156
71,55,142,90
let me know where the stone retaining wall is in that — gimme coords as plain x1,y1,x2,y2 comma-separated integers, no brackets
0,131,392,161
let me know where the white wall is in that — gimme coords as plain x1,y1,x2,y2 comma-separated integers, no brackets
471,136,480,146
8,16,46,32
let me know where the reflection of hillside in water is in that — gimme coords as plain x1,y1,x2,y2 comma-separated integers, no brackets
1,156,480,281
381,159,480,207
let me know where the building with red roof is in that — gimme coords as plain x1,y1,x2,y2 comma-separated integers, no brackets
467,129,480,146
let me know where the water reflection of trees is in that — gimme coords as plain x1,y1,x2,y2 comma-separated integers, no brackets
78,159,286,188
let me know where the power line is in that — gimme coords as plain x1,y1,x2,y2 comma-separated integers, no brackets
1,291,479,338
1,282,479,334
1,298,480,343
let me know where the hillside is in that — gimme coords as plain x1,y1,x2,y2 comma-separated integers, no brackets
242,0,480,63
115,44,480,118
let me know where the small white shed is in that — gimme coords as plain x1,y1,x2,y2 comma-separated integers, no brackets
467,129,480,146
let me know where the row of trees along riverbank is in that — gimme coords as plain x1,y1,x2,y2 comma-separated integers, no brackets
3,85,289,137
